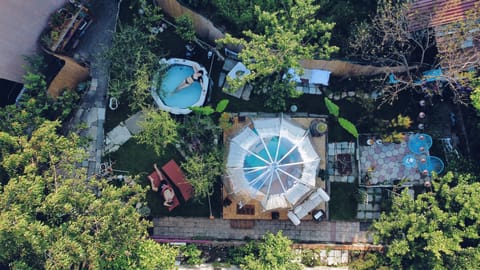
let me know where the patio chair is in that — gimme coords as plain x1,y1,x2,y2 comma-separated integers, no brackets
162,160,194,202
148,165,180,211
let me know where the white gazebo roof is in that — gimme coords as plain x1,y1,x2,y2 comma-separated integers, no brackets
224,116,321,211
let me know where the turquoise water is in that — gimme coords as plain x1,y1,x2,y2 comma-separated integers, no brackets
244,137,300,190
157,65,202,109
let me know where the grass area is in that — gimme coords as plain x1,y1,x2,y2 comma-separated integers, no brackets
329,182,358,220
105,138,222,217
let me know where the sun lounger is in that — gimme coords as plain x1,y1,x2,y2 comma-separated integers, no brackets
148,170,165,192
148,170,180,211
161,160,194,202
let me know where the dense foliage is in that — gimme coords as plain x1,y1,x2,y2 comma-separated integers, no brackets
219,0,337,111
369,172,480,269
135,108,179,156
104,0,163,110
0,121,178,269
178,112,224,202
175,15,196,42
239,231,302,270
0,55,80,137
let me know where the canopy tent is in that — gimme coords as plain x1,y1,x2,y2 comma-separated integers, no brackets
224,116,321,211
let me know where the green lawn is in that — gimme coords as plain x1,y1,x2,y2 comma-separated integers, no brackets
105,138,222,218
329,182,358,220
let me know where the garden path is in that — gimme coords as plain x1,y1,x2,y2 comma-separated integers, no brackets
69,0,121,176
153,217,372,243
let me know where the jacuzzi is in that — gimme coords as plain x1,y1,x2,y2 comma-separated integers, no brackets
151,58,208,114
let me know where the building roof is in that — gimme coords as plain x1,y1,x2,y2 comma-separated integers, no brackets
0,0,65,83
409,0,479,31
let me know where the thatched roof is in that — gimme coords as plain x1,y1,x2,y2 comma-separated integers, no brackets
300,60,414,77
46,52,89,98
0,0,65,83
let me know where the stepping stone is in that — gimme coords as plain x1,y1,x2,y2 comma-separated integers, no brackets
223,82,243,98
106,125,132,148
222,58,238,71
124,111,146,135
97,107,106,121
218,72,226,87
241,84,253,101
356,212,365,219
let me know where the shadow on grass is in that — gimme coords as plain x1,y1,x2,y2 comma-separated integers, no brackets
105,138,221,218
329,182,358,220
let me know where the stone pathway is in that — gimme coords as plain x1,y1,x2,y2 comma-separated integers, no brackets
356,188,382,220
68,0,120,176
153,217,372,243
104,111,145,153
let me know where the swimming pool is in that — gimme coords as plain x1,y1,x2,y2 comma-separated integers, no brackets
151,58,208,114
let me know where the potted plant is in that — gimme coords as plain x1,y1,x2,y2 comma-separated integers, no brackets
310,119,327,136
50,30,60,43
315,121,328,134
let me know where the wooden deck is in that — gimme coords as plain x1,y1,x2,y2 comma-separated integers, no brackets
222,116,328,221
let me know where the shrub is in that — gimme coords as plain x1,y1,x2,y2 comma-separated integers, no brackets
180,244,203,265
301,249,322,267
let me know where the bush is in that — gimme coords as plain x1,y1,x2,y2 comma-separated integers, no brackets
301,249,322,267
175,15,196,42
227,241,257,266
180,244,203,265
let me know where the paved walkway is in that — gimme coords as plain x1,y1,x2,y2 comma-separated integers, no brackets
153,217,372,243
69,0,120,176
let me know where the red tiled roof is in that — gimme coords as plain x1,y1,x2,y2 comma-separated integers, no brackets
408,0,479,31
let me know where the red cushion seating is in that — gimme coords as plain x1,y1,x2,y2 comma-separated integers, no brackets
161,160,194,202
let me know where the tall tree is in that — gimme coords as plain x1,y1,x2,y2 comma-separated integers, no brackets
371,172,480,269
350,0,480,106
181,148,223,202
0,121,178,269
219,0,337,111
135,108,179,156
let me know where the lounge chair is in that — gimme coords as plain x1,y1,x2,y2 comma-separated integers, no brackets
148,169,180,211
161,160,194,202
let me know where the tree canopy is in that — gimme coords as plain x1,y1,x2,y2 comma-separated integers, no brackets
218,0,337,110
135,108,179,156
0,121,178,269
371,172,480,269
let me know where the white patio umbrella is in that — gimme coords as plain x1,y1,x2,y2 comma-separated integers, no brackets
224,116,320,211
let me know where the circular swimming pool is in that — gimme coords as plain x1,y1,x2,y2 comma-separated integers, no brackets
151,58,208,114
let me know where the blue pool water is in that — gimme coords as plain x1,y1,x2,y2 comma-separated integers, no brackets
244,137,300,190
157,65,202,109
